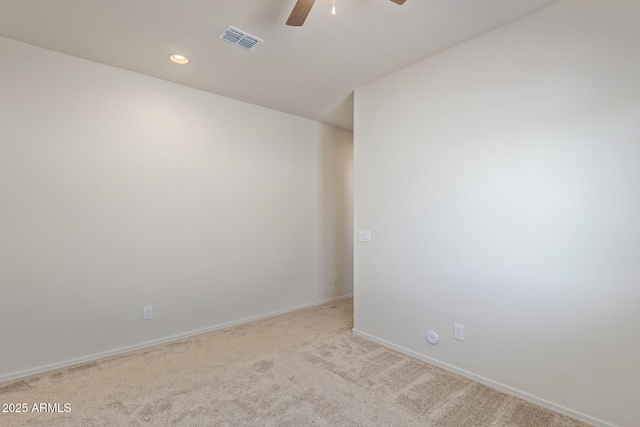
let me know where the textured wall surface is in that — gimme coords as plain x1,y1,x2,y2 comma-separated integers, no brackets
0,36,353,380
354,1,640,426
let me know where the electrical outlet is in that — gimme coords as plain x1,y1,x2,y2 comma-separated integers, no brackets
143,306,152,320
454,323,464,341
333,273,339,284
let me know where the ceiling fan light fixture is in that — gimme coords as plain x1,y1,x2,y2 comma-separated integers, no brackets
287,0,406,27
169,54,190,65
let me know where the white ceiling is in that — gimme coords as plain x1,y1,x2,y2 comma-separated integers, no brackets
0,0,559,130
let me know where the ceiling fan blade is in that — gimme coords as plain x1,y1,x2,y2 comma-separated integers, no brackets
286,0,316,26
389,0,407,4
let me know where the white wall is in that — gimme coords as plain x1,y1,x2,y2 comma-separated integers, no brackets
0,36,353,380
353,1,640,426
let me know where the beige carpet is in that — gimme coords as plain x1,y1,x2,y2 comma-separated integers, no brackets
0,298,591,426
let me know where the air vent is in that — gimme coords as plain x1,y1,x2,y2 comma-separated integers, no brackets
218,26,263,51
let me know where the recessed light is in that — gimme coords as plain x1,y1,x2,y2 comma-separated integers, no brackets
169,54,189,65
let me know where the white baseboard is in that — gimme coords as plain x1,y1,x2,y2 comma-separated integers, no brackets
0,294,353,383
352,328,615,427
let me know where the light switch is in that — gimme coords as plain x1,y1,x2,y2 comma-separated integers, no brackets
357,229,371,242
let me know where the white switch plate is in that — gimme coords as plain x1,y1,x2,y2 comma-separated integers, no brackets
143,306,152,320
357,229,371,242
454,323,464,341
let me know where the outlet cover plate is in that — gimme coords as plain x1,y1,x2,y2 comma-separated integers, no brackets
454,323,464,341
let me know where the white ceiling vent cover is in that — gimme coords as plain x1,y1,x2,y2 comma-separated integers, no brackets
219,26,263,51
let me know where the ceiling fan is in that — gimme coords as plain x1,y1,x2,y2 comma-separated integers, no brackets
286,0,407,27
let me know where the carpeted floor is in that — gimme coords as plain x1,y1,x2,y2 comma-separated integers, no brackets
0,298,591,426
